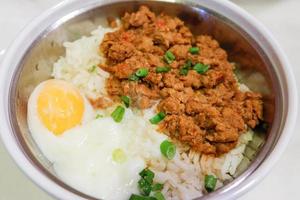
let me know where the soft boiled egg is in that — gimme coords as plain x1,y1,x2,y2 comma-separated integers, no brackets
28,79,94,136
27,79,167,200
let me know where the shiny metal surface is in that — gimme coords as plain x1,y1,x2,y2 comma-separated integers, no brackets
6,0,288,199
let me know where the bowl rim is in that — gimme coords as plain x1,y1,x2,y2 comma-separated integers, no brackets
0,0,297,199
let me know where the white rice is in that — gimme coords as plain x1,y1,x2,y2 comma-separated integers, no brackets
52,26,255,200
149,130,253,200
52,26,116,100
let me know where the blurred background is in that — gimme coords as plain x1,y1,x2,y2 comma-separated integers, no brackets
0,0,299,199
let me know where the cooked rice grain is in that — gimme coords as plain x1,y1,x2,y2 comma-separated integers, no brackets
52,26,116,99
150,130,253,199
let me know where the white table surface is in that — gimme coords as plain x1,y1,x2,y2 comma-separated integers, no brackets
0,0,299,199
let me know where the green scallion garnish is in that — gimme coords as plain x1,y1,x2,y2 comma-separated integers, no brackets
129,74,140,81
135,168,164,198
95,114,103,119
185,59,193,68
156,66,171,73
204,175,217,192
189,47,200,54
179,60,193,76
153,192,165,200
151,183,164,191
139,168,155,184
135,68,149,78
180,68,189,76
138,179,152,196
111,106,125,122
88,65,97,73
129,194,156,200
121,95,130,108
160,140,176,160
149,112,166,124
164,51,176,64
193,63,210,74
112,148,127,163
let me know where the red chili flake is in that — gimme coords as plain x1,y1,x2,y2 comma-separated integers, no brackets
121,32,132,41
156,19,165,28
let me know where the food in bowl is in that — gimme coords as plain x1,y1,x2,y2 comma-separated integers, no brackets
27,6,264,200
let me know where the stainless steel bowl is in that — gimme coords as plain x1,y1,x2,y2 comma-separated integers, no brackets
0,0,297,199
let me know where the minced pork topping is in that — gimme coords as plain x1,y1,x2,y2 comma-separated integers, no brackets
97,6,263,155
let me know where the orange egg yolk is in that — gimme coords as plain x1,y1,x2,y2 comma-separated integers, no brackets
37,79,84,136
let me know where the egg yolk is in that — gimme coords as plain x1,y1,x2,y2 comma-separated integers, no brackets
37,80,84,135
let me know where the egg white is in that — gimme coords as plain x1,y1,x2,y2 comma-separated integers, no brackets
28,82,167,200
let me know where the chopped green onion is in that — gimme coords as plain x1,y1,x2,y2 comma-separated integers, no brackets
112,148,127,163
88,65,97,73
193,63,210,74
185,59,193,68
160,140,176,160
153,192,165,200
204,175,217,192
135,168,165,198
129,74,140,81
179,60,193,76
165,51,175,60
95,114,103,119
139,168,155,184
151,183,164,191
149,112,166,124
189,47,200,54
156,66,171,73
135,68,149,78
111,106,125,122
180,68,189,76
138,179,152,196
164,51,176,64
121,95,130,108
129,194,156,200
